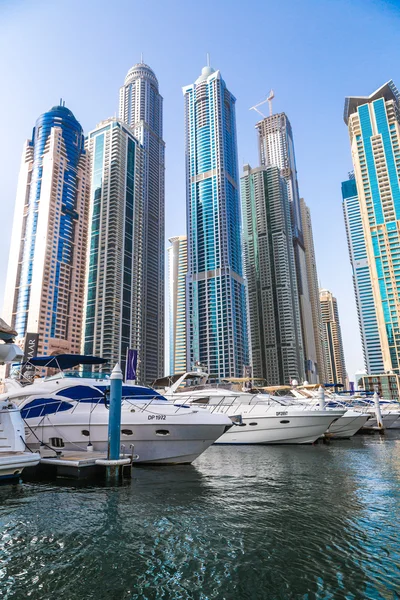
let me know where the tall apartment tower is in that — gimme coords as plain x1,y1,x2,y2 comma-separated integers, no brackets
300,198,328,383
183,65,248,377
168,235,188,374
344,80,400,375
241,164,305,384
319,289,347,385
256,113,317,382
3,103,90,356
119,62,165,382
83,118,143,377
342,174,384,373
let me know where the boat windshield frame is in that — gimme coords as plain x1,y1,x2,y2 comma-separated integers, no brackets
43,370,111,382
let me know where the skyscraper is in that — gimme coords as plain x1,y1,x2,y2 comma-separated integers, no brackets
241,164,305,384
3,103,90,357
183,65,248,377
119,62,165,382
83,118,143,377
342,174,384,373
319,289,347,385
344,80,400,375
300,198,328,383
256,113,317,381
168,235,188,374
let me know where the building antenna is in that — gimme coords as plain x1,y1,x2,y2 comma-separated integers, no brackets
206,52,210,67
249,89,275,118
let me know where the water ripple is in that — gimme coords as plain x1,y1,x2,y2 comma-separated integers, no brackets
0,435,399,598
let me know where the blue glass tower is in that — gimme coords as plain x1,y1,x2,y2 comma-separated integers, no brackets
4,103,90,357
342,176,384,373
345,81,400,374
183,66,249,377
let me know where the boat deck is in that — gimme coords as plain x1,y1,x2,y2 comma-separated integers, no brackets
40,451,107,467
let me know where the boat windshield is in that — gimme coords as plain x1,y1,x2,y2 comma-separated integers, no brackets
44,371,110,382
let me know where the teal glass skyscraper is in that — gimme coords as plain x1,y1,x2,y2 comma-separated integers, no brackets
183,65,248,377
345,81,400,374
342,175,384,373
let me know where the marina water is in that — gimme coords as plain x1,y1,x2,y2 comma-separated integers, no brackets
0,434,399,599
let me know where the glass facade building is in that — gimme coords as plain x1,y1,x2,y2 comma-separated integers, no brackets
168,235,188,374
300,198,328,383
119,62,165,383
255,113,317,382
241,164,305,384
319,289,347,385
83,118,143,377
342,175,384,373
183,66,249,377
344,81,400,375
3,103,90,356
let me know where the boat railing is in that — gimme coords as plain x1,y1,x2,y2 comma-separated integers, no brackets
170,393,292,413
21,392,170,420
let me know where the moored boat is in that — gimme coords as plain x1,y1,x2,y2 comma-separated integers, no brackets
154,372,345,444
0,329,40,479
1,355,233,464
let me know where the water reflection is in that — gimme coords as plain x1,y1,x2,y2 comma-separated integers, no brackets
0,435,398,599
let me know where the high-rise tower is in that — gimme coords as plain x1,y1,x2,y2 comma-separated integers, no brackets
168,235,188,374
83,118,143,377
241,164,305,384
344,80,400,375
119,62,165,383
319,289,347,385
3,103,90,357
183,65,248,377
342,174,384,373
256,113,317,382
300,198,328,383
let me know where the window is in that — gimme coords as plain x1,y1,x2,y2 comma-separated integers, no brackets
49,437,64,448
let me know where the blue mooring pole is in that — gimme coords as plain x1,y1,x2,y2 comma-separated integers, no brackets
108,363,123,460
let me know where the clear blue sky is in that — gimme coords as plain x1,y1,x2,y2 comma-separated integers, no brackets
1,0,399,380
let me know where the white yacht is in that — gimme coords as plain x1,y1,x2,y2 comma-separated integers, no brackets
349,398,400,430
154,372,345,445
0,399,40,478
267,386,370,438
274,384,399,432
0,322,40,480
1,355,233,465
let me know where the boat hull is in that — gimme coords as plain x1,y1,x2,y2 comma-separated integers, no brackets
23,407,231,464
213,413,340,445
0,452,40,479
362,412,400,430
387,416,400,429
327,413,370,439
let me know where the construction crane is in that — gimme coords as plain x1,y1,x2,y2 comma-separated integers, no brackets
249,89,275,118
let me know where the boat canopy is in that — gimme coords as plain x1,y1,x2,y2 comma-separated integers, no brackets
24,354,108,369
